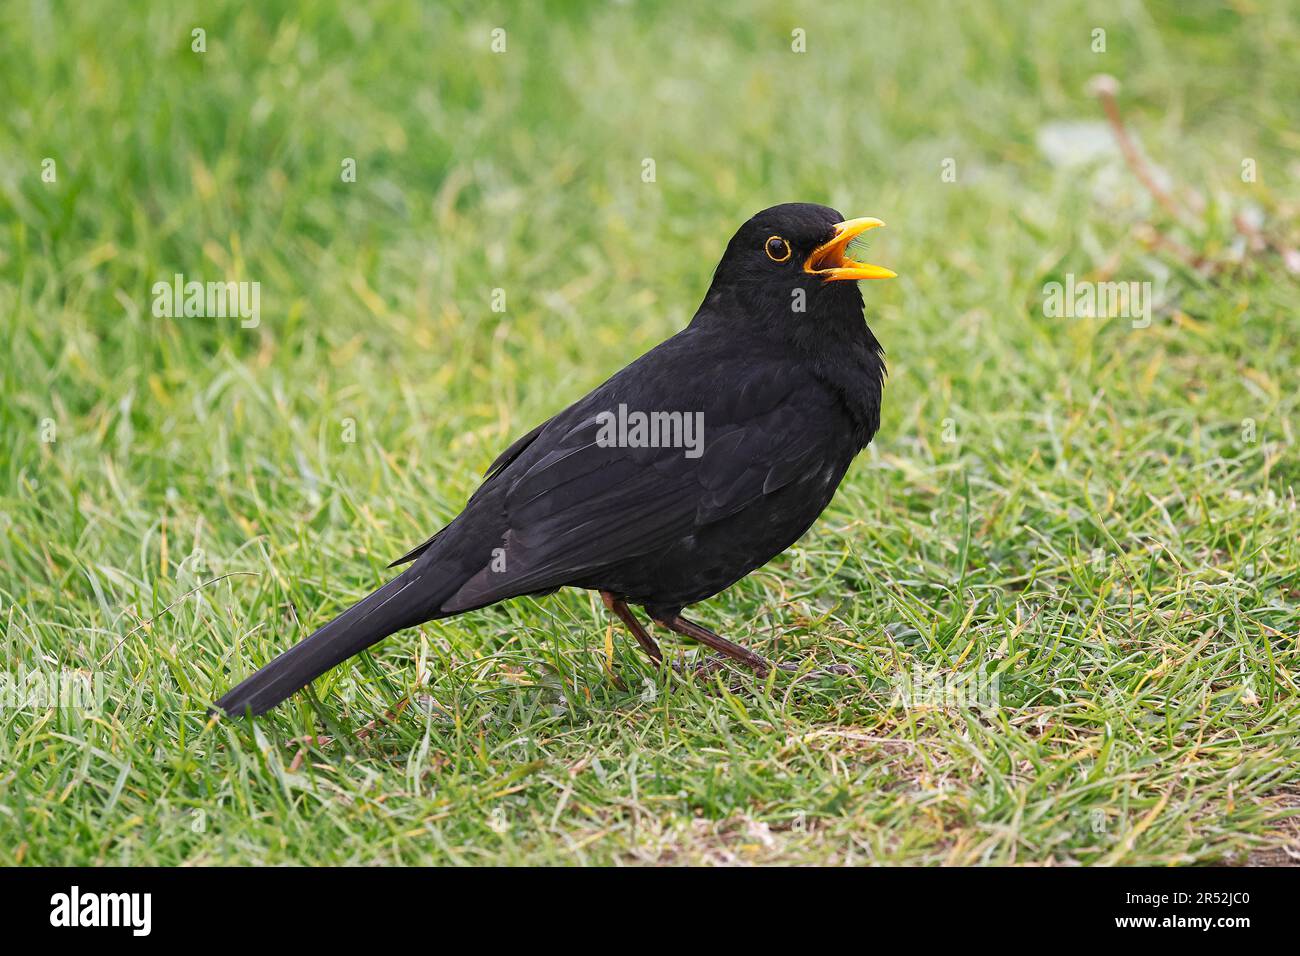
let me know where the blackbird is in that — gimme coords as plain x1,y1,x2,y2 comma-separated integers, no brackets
216,202,895,716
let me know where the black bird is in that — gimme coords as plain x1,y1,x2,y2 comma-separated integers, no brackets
216,202,895,716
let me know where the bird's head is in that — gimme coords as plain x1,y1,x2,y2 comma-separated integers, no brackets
702,203,895,344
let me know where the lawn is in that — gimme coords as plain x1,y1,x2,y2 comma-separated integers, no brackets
2,0,1298,865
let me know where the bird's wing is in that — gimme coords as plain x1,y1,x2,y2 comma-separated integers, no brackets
387,416,554,567
440,366,842,612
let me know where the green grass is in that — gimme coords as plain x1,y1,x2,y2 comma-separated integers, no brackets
2,0,1299,865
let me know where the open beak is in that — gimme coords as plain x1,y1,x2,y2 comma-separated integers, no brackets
804,217,896,281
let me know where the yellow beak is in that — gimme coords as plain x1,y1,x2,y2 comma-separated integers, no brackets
804,217,896,281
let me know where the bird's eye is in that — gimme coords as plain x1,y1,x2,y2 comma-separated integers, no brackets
765,236,791,263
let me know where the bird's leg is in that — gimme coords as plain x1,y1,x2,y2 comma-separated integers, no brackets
600,591,663,665
647,614,854,678
648,613,772,677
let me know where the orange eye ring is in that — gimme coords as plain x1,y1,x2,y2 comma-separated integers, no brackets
764,236,791,263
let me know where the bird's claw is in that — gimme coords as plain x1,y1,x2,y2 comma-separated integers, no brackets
677,655,854,680
776,660,855,678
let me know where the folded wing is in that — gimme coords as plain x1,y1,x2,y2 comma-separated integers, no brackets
440,376,839,612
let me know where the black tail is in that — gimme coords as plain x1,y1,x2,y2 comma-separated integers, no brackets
215,565,441,717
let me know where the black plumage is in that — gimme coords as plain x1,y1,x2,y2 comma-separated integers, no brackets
216,202,894,716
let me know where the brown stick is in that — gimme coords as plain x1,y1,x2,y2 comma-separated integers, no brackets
1089,74,1190,226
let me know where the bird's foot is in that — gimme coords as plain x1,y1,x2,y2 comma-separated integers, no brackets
681,653,730,678
684,654,853,680
777,660,855,680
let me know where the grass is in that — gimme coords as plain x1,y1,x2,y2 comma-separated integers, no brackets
2,0,1299,865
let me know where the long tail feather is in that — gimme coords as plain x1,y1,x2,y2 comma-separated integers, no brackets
215,566,441,717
